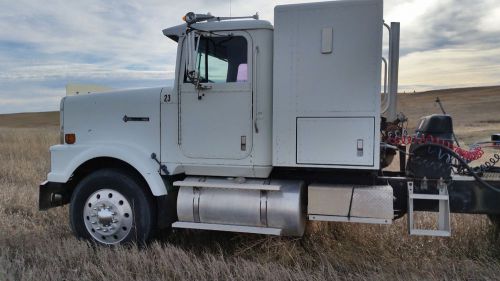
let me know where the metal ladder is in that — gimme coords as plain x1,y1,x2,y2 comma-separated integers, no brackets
407,179,451,237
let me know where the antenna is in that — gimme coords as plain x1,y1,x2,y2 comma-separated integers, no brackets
183,12,259,25
230,0,232,18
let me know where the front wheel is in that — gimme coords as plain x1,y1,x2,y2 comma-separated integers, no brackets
70,169,156,245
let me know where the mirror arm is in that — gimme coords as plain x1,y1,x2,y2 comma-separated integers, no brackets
184,30,200,85
184,27,213,96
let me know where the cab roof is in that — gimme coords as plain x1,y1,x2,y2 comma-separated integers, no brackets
162,20,273,42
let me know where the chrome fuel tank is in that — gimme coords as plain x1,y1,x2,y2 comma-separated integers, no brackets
176,177,306,236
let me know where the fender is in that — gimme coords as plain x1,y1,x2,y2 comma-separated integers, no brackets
47,143,167,196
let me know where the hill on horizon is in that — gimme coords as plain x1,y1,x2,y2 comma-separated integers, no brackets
0,85,499,129
0,111,59,128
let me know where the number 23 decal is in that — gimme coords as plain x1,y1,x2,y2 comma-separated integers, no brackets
163,94,172,103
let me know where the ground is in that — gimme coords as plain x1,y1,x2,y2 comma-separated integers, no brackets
1,86,500,280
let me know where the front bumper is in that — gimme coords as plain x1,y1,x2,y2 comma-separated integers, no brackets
39,181,71,210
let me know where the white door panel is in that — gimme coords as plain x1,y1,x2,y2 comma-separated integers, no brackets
180,84,253,159
179,32,254,160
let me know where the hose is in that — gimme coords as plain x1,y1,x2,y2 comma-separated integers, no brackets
388,135,484,161
412,143,500,193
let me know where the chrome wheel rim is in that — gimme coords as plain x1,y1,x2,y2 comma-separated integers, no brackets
83,189,133,244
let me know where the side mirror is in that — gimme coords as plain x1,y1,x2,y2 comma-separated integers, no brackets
184,31,200,85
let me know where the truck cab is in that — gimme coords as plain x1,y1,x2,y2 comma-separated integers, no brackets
161,19,274,178
39,0,400,245
39,0,500,246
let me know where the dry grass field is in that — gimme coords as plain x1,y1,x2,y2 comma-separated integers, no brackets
1,86,500,280
0,111,59,128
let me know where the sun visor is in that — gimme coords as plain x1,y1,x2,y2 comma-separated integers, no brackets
162,24,187,42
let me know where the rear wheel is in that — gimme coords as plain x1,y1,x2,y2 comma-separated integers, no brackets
70,169,155,245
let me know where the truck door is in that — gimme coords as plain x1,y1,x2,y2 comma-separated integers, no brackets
179,32,253,160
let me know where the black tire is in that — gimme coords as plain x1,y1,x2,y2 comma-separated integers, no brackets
70,169,156,245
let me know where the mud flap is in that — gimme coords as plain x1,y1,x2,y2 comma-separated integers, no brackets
39,181,71,210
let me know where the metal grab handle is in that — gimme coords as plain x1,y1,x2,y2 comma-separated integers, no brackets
380,21,400,120
381,22,391,114
381,57,389,113
254,46,260,134
387,22,400,121
382,57,388,95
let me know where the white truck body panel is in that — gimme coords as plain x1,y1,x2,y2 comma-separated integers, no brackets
296,117,375,166
272,0,383,169
48,143,167,196
48,87,168,196
161,27,274,178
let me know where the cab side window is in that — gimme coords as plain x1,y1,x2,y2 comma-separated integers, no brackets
185,35,248,83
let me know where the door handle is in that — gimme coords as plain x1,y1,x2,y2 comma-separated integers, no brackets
196,83,212,100
196,83,212,90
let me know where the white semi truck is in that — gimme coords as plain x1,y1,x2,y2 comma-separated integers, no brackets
40,0,500,245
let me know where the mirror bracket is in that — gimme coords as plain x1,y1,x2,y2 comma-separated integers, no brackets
184,29,201,87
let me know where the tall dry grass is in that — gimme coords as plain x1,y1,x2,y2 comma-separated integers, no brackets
1,127,500,281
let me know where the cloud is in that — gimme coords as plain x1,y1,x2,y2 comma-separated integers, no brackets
0,62,174,81
0,76,173,114
0,0,499,113
0,0,182,113
478,6,500,33
400,45,500,91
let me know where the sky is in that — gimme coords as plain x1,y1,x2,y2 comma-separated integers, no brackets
0,0,499,114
